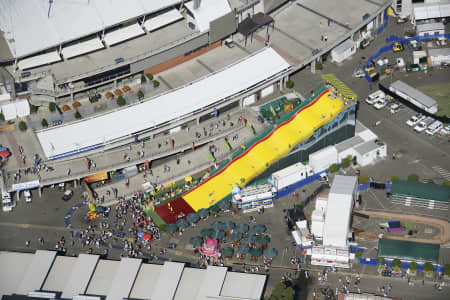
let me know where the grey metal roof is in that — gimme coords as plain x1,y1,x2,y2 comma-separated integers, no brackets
329,175,358,196
335,135,364,152
354,140,383,155
196,266,228,300
428,47,450,57
416,22,445,32
17,250,56,295
62,254,99,299
390,80,437,109
106,258,142,300
220,272,267,300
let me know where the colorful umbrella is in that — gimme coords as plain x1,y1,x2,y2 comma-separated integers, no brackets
223,221,235,231
211,221,224,231
220,247,233,257
243,234,258,243
137,232,144,238
250,247,262,257
236,224,249,233
263,248,278,259
198,208,209,219
189,236,204,247
228,231,242,242
211,230,225,240
142,233,152,241
176,218,189,229
186,213,200,223
256,235,270,245
237,244,250,254
201,228,214,237
251,224,266,234
166,223,178,233
0,150,9,159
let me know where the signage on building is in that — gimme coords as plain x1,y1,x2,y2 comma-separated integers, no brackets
83,171,109,183
12,180,40,191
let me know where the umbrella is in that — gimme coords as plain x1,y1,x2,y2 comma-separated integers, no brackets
189,236,204,247
237,244,250,254
236,224,249,233
251,224,267,234
0,150,9,158
223,221,235,231
211,221,224,231
198,208,209,219
211,230,225,240
217,199,231,210
209,204,221,213
228,231,242,242
256,235,270,245
142,233,151,241
249,247,263,257
176,218,189,229
186,213,200,224
220,247,233,257
137,232,145,238
166,223,178,233
201,228,214,237
243,234,258,243
263,248,278,259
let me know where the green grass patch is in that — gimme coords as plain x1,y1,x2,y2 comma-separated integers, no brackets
144,208,166,228
418,83,450,117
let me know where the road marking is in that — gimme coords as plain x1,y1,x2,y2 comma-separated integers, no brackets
369,190,386,209
432,166,450,180
0,222,70,232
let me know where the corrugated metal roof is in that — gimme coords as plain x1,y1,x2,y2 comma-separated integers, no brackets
354,140,383,155
377,239,440,263
391,180,450,203
390,80,437,109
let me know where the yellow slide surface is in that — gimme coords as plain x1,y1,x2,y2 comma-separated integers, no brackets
183,90,348,211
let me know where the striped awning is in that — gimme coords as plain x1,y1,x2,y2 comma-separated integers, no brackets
321,74,357,101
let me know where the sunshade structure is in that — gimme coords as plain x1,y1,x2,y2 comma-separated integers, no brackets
256,235,270,245
211,230,226,240
211,221,225,231
251,224,267,235
220,247,234,258
228,232,242,242
201,228,215,238
243,234,258,244
237,244,250,254
186,213,200,224
321,74,357,102
263,248,278,259
249,248,263,257
198,208,210,219
236,224,249,234
189,236,204,247
222,221,235,232
176,219,189,230
217,199,231,211
166,224,178,233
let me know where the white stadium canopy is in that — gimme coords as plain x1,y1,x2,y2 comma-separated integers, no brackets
36,47,291,160
143,9,184,32
0,0,182,58
61,38,104,59
17,51,61,70
104,24,146,47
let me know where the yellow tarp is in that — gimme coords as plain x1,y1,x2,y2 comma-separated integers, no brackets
183,90,348,211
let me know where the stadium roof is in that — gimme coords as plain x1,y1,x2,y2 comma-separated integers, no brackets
17,250,56,295
61,254,99,299
185,0,232,32
36,47,291,159
0,0,182,59
377,239,440,263
391,180,450,203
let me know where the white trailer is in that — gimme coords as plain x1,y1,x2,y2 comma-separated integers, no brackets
309,146,338,174
389,80,438,114
270,163,313,192
331,39,357,63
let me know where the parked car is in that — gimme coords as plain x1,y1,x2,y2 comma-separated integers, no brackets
438,37,448,46
24,190,32,203
360,38,370,49
396,57,405,68
365,90,385,105
440,125,450,135
406,113,424,127
353,68,365,78
414,117,434,132
62,190,74,201
374,99,388,110
390,103,402,114
425,120,443,136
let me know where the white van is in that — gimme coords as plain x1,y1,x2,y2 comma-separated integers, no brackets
365,90,385,105
24,190,32,203
2,191,14,212
414,117,434,133
425,120,443,136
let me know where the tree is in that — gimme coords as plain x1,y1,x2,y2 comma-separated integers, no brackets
153,80,160,88
137,90,144,100
141,74,147,83
392,258,402,270
329,163,339,173
423,262,434,273
49,102,56,112
41,118,48,128
443,180,450,186
29,104,38,113
0,112,4,122
146,73,154,81
407,173,419,182
267,282,295,300
286,80,294,89
315,61,323,70
409,261,417,272
117,96,126,106
444,264,450,276
18,121,27,131
377,257,385,266
74,111,82,119
391,175,400,182
355,251,363,259
341,157,351,169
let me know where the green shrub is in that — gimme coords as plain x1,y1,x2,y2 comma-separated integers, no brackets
18,121,27,131
158,223,166,232
286,80,294,89
49,102,56,112
29,104,38,113
391,175,400,182
443,180,450,186
137,90,144,100
409,261,417,271
358,175,370,184
41,118,48,128
427,179,435,184
355,251,363,259
315,61,323,70
117,96,126,106
329,163,339,173
146,73,154,81
377,257,385,266
74,111,82,119
392,258,402,269
153,80,160,88
444,264,450,276
0,112,4,121
141,74,147,83
423,262,434,273
341,157,351,169
407,173,419,182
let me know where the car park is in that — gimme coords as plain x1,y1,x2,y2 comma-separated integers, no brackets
425,120,443,136
414,117,434,133
374,99,388,110
406,114,424,127
365,90,385,105
62,190,73,201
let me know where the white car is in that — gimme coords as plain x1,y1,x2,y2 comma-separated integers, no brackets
438,37,448,46
425,120,443,136
440,125,450,135
365,90,385,105
2,192,14,212
414,117,434,133
390,103,402,114
374,99,387,110
24,190,32,203
406,114,424,127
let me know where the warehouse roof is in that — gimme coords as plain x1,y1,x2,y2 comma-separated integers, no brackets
391,179,450,203
330,175,357,196
416,22,445,32
377,239,440,263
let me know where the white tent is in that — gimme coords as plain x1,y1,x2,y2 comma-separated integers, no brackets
185,0,231,32
61,38,104,59
104,24,146,46
17,51,61,70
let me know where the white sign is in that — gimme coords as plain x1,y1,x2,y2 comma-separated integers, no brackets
12,180,40,192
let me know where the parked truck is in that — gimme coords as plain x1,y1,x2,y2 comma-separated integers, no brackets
270,163,313,192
